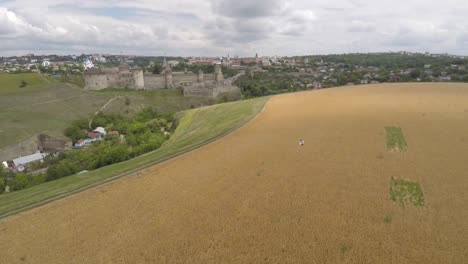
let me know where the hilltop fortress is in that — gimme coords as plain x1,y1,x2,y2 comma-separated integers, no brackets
84,60,241,98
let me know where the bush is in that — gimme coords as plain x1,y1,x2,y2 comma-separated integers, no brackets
19,80,28,88
0,177,4,194
30,173,48,186
64,125,85,143
45,109,178,183
10,173,29,191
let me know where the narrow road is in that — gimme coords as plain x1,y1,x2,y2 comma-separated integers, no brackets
89,96,123,128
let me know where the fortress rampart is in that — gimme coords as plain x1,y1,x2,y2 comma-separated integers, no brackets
84,63,240,98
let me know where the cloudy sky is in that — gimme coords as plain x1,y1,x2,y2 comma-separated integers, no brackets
1,0,468,57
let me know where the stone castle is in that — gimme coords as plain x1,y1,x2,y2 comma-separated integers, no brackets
84,60,240,98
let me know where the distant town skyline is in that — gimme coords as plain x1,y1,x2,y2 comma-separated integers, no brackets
1,0,468,57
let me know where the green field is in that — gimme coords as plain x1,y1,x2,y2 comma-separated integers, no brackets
0,97,269,218
385,126,408,152
0,73,213,160
390,177,425,207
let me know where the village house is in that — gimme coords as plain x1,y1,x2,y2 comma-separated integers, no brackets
12,152,48,172
75,127,112,147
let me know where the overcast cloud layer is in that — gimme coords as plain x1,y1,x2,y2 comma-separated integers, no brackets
1,0,468,56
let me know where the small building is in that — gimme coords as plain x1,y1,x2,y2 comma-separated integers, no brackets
12,152,47,172
75,139,86,148
93,127,107,135
107,131,120,136
87,132,102,141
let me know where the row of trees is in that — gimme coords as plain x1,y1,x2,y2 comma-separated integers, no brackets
236,72,303,98
48,109,175,181
305,53,468,69
0,167,47,194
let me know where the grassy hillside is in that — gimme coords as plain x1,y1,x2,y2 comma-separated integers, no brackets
0,96,269,218
0,73,213,160
0,73,51,95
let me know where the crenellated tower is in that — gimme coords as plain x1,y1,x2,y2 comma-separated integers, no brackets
214,64,224,84
164,59,174,88
197,69,204,83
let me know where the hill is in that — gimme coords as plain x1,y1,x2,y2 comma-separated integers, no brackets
0,73,214,161
0,96,269,217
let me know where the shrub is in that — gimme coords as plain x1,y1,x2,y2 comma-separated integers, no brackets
0,177,4,194
10,173,29,191
30,173,48,186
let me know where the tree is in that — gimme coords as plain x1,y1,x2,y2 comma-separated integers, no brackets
410,69,421,79
0,167,5,194
0,176,4,194
64,125,84,144
10,173,29,191
152,64,162,74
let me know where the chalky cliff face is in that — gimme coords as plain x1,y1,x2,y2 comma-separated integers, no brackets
84,63,240,98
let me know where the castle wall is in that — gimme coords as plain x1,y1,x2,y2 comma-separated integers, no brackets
117,72,136,88
106,73,120,88
183,84,213,97
213,83,241,98
84,66,241,97
102,67,119,74
143,74,166,89
172,74,198,87
84,74,108,90
203,74,216,81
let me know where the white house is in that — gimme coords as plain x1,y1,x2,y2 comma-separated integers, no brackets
42,61,50,67
83,59,94,69
12,152,48,172
93,127,107,135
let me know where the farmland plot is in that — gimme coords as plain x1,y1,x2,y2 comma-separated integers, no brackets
0,83,467,264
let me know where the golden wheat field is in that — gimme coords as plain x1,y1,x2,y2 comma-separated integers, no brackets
1,83,468,263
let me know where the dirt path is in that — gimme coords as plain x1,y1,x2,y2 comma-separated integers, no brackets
89,96,122,128
1,83,468,263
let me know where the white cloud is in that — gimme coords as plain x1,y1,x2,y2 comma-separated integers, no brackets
0,0,467,56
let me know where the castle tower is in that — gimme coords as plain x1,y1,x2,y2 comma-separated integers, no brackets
215,64,224,84
164,62,174,88
197,69,204,83
131,66,144,90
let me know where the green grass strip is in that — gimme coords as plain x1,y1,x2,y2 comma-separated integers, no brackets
390,177,425,207
0,97,269,219
385,126,407,152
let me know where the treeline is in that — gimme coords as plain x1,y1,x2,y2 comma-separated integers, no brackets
304,53,468,68
0,167,47,194
0,109,176,194
236,72,303,98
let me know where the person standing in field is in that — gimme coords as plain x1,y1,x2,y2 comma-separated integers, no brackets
299,139,304,146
